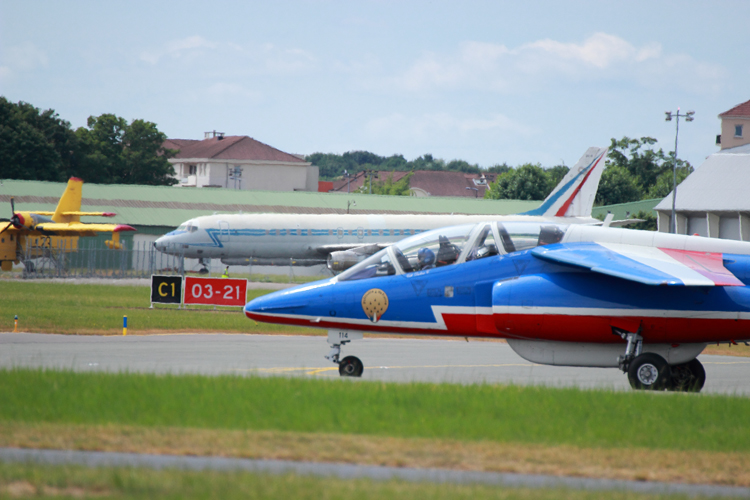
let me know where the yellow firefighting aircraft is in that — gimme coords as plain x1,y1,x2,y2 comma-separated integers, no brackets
0,177,135,271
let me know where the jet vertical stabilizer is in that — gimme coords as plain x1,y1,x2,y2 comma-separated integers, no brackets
52,177,84,223
521,147,608,218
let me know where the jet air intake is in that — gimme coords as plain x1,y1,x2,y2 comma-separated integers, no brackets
327,250,367,273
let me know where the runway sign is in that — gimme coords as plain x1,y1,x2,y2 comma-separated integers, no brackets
151,275,182,304
184,276,248,307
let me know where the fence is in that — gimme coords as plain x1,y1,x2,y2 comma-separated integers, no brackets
18,239,188,279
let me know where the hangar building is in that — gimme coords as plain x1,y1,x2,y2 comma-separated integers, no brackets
655,99,750,239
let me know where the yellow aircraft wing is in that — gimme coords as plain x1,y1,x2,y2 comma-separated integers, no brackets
34,223,136,234
32,211,117,217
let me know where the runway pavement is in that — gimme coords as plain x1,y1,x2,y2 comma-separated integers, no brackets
2,332,749,393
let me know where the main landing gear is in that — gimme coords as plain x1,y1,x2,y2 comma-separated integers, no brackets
325,336,364,377
617,331,705,392
197,258,209,274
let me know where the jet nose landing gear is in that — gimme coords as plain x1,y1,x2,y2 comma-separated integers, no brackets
326,330,365,377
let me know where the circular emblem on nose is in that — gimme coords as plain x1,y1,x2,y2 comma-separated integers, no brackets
361,288,389,323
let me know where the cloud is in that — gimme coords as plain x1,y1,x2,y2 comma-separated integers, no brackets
139,37,316,75
0,43,48,80
140,36,218,65
388,33,724,94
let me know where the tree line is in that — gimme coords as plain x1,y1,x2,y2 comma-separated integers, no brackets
0,97,176,185
308,136,693,207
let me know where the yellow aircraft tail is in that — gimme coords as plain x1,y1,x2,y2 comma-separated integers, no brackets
52,177,83,223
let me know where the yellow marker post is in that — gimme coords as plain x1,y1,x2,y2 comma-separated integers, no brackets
14,315,18,333
123,315,127,336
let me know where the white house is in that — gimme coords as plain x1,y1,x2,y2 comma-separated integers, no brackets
164,131,318,192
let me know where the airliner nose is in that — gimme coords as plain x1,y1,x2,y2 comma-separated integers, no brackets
153,236,167,252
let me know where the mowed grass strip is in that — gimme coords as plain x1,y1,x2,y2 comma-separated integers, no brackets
2,369,750,452
0,281,312,335
3,422,750,487
0,463,701,500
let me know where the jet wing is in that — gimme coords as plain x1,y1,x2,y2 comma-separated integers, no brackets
34,222,136,234
532,242,744,287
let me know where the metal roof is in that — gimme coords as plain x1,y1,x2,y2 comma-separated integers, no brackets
591,199,660,221
654,150,750,212
0,179,539,228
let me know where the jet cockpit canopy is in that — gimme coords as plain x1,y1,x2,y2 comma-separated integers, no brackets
337,221,568,282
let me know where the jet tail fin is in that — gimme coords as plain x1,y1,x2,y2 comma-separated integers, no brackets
521,147,608,218
52,177,84,223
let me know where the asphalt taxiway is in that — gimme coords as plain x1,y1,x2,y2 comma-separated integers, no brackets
2,332,749,393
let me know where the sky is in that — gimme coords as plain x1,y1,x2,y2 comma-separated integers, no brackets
1,1,749,170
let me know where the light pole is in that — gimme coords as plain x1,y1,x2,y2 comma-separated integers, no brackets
665,108,694,234
364,170,379,194
344,170,351,193
465,187,478,198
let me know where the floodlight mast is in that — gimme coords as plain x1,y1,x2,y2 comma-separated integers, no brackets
664,108,695,234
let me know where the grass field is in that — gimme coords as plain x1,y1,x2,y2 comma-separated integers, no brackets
3,368,749,453
0,463,704,500
0,281,313,335
2,368,750,490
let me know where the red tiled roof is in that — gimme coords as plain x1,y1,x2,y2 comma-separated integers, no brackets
719,99,750,118
165,136,307,163
331,170,497,197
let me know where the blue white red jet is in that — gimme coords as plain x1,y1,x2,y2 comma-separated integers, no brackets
245,221,750,391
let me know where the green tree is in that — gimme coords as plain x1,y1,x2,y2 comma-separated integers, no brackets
604,136,693,203
646,161,692,199
545,165,569,190
595,165,643,205
0,97,78,182
359,172,413,196
485,163,550,200
628,210,658,231
75,114,176,185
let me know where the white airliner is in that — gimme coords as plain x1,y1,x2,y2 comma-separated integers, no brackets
155,147,619,273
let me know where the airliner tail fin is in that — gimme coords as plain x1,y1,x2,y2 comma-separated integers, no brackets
521,147,608,218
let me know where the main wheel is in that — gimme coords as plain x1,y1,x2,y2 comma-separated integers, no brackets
628,353,671,390
339,356,364,377
669,359,706,393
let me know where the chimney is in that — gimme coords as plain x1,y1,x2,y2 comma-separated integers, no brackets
204,130,226,140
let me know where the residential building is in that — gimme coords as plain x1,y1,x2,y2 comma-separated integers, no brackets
164,131,318,191
716,98,750,150
330,170,497,197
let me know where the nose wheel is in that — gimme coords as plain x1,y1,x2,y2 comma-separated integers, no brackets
339,356,364,377
325,341,365,378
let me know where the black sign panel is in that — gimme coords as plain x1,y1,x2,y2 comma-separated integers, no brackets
150,275,183,304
